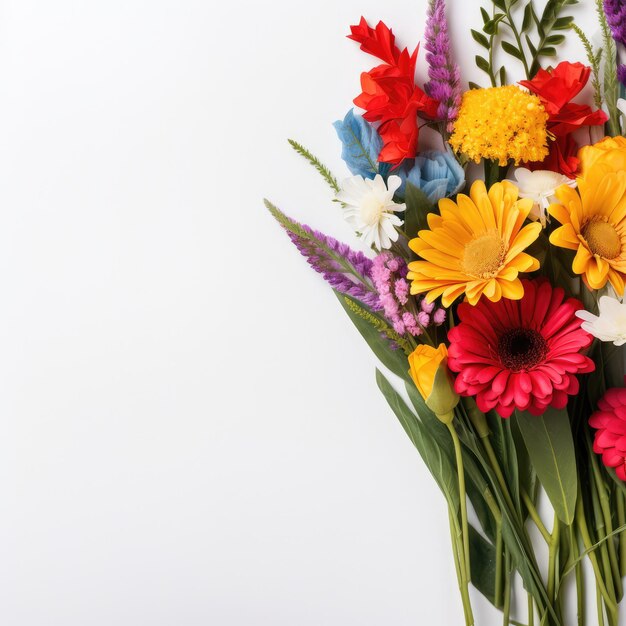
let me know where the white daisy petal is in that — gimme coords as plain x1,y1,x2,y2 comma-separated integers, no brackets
576,296,626,346
335,174,406,250
506,168,576,227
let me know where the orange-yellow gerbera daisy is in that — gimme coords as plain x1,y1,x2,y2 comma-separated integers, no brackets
548,164,626,294
407,180,542,306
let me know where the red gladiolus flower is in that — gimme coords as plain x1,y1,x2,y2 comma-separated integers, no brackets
448,279,594,418
348,18,439,166
589,386,626,480
519,61,608,178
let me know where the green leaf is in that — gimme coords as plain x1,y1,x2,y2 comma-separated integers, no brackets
493,0,506,9
376,369,459,511
454,420,562,621
287,139,339,192
481,7,491,23
502,41,524,60
404,183,434,239
469,526,497,605
471,29,490,48
499,66,507,86
514,408,578,524
483,16,505,35
337,294,412,382
553,15,574,29
545,34,566,44
468,81,482,90
522,3,533,31
538,46,557,56
525,35,537,56
475,55,491,73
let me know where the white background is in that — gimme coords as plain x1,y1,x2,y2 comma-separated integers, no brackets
0,0,606,624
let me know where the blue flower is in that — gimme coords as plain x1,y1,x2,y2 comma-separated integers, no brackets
396,148,465,203
333,109,391,179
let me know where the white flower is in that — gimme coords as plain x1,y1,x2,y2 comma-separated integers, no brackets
336,174,405,250
618,98,626,118
506,168,576,227
576,296,626,346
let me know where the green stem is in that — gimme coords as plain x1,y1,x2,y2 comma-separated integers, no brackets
448,423,471,580
588,434,622,600
449,508,475,626
447,422,474,625
495,528,503,608
597,585,606,626
503,14,531,79
569,524,585,626
528,593,534,626
481,434,517,514
521,488,551,544
576,493,618,622
588,454,620,612
547,514,560,606
618,492,626,578
502,550,512,626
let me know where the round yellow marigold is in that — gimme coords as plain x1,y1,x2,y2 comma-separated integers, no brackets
548,162,626,294
449,86,549,166
407,180,541,306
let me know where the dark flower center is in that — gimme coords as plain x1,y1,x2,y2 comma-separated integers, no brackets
497,328,548,372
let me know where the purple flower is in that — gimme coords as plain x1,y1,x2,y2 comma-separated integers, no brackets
619,64,626,87
286,224,382,311
604,0,626,47
423,0,462,131
371,252,446,337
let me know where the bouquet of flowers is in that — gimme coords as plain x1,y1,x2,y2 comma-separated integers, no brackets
265,0,626,623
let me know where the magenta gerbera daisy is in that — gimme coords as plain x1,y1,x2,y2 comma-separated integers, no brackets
589,387,626,480
448,278,595,418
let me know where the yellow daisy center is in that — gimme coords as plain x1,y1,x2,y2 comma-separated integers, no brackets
360,196,384,226
461,230,506,278
582,220,621,259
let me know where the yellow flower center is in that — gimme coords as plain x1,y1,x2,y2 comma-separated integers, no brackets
360,197,384,226
582,220,622,259
461,230,506,278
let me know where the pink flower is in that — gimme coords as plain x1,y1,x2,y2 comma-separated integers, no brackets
448,279,594,418
590,386,626,480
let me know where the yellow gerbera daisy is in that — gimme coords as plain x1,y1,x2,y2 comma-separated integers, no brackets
548,164,626,294
407,180,542,306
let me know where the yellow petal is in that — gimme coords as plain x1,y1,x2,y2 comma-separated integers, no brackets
572,244,593,275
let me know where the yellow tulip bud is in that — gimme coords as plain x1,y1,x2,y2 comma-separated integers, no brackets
408,343,459,423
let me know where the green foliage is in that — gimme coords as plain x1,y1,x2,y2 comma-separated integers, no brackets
595,0,622,136
469,525,497,606
472,0,576,85
264,198,309,239
403,183,435,242
341,295,414,357
376,369,460,511
571,23,604,109
514,408,578,525
287,139,340,192
337,294,414,379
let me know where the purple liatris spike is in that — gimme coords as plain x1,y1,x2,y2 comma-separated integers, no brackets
371,252,446,336
286,224,382,311
604,0,626,47
423,0,462,132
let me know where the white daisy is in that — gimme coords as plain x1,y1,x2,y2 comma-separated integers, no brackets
336,174,405,250
506,168,576,227
576,296,626,346
618,98,626,119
